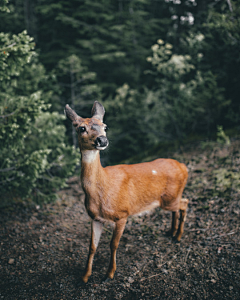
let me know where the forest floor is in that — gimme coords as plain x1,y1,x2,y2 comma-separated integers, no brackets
0,138,240,300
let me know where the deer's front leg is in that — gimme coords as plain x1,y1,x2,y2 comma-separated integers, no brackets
105,218,127,281
82,220,103,283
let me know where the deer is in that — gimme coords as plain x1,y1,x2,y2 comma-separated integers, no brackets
64,101,189,283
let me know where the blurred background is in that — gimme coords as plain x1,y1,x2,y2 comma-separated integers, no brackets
0,0,239,204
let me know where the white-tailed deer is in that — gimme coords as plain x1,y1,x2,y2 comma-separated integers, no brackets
64,101,188,283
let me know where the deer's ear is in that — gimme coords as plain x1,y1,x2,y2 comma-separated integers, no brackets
91,101,105,122
64,105,81,122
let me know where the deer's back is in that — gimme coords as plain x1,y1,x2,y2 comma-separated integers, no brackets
103,158,188,216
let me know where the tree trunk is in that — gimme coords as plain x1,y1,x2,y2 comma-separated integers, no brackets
70,65,78,148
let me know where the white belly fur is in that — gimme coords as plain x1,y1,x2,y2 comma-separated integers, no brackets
134,200,160,217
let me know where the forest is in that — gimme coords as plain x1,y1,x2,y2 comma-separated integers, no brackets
1,0,240,204
0,1,240,299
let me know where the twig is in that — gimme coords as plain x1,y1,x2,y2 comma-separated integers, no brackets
0,42,17,51
0,111,17,119
187,228,208,232
0,167,15,172
133,251,172,278
140,251,180,282
206,231,235,240
0,176,15,184
184,248,191,263
103,227,112,234
132,260,149,277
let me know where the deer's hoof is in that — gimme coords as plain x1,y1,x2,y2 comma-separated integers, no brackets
82,276,89,284
102,276,113,283
173,236,181,244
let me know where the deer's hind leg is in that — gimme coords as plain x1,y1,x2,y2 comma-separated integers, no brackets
175,198,189,242
170,211,179,237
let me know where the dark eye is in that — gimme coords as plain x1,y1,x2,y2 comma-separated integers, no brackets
104,126,108,132
78,126,86,133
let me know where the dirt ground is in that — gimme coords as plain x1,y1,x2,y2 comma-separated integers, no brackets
0,139,240,299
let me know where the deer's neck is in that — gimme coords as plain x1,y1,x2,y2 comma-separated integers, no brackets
80,150,105,192
81,150,99,164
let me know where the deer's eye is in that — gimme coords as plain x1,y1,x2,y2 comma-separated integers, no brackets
104,126,108,132
78,126,86,133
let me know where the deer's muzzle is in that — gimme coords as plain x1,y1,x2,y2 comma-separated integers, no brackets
95,136,109,150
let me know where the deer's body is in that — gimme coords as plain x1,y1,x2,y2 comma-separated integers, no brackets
65,101,189,283
82,153,187,221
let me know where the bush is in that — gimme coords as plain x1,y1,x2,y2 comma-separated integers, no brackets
0,30,80,205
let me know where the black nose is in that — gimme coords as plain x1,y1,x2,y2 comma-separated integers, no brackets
95,136,108,147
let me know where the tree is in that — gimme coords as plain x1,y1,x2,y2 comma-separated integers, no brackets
1,0,239,167
56,54,102,147
145,37,229,137
199,0,240,126
0,26,80,205
0,0,174,94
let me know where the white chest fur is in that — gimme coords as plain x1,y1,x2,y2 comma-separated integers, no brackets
81,150,99,163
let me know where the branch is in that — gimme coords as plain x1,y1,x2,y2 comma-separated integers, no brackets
65,99,100,106
0,42,17,52
109,129,172,145
0,176,15,184
226,0,233,12
59,78,86,88
0,167,16,172
0,111,17,119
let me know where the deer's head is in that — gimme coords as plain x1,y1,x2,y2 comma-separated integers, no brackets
64,101,109,151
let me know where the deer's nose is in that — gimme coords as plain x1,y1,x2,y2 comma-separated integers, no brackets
95,136,108,148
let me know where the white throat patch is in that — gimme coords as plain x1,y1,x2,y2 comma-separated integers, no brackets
81,150,98,163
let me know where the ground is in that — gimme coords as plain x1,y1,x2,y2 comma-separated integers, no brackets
0,139,240,299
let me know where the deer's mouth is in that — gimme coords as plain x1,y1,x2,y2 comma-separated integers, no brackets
95,145,108,150
94,136,109,150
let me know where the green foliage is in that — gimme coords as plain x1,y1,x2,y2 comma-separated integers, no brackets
0,28,80,205
198,0,240,125
24,111,80,203
217,125,230,146
213,168,240,195
0,30,35,81
104,84,153,163
145,37,228,138
56,54,101,106
146,39,199,139
55,54,102,147
0,0,9,12
146,39,195,79
0,0,172,94
105,32,232,163
0,0,240,167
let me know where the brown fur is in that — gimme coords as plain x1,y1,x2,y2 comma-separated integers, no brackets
64,102,189,283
